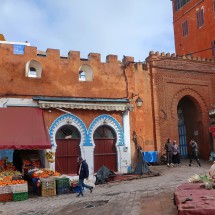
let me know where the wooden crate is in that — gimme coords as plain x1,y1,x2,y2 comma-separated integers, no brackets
56,186,72,195
40,178,56,189
0,185,12,194
55,178,70,188
13,192,28,201
0,192,13,202
41,187,56,197
11,183,28,193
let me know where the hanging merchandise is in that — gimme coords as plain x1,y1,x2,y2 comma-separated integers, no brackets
45,151,55,163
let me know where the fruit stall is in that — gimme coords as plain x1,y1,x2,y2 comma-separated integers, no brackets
0,150,79,203
0,165,78,202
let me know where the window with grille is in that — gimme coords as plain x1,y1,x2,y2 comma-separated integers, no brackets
182,20,189,37
212,41,215,58
197,9,204,28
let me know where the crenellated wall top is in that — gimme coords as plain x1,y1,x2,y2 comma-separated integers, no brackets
148,50,215,64
0,43,129,65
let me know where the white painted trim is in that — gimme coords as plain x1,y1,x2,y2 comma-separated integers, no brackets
0,98,38,107
0,41,30,46
121,110,131,172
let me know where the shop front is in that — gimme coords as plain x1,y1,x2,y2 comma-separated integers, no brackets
0,107,57,202
0,107,51,169
35,97,133,177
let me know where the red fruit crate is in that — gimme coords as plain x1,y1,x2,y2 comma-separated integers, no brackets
0,192,13,202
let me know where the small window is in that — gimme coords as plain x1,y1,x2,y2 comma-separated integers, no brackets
78,64,93,82
79,71,86,81
25,60,42,78
197,9,204,28
182,20,189,37
28,67,37,78
212,41,215,58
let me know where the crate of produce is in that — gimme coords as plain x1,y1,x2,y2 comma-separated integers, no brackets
0,185,12,194
40,178,56,189
41,187,56,197
55,177,70,188
0,192,13,202
56,186,72,195
11,183,28,193
13,192,28,202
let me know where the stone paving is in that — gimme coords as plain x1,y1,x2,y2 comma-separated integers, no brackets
0,159,212,215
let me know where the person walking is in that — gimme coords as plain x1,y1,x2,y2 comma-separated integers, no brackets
172,140,180,165
164,138,174,167
189,139,201,167
76,156,93,197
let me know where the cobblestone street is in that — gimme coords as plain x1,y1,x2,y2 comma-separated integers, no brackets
0,159,212,215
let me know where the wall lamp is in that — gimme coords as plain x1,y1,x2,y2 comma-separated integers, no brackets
131,93,143,108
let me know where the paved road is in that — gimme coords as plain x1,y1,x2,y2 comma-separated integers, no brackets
0,159,212,215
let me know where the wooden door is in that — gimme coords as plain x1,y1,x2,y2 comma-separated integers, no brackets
55,139,80,174
94,138,117,172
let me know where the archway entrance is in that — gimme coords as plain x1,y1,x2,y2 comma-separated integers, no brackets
55,124,81,174
93,125,117,172
177,96,203,158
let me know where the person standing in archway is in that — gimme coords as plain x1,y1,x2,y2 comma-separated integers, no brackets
172,140,180,165
164,138,173,167
189,139,201,167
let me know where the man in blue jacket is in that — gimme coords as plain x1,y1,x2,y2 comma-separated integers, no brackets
76,157,93,197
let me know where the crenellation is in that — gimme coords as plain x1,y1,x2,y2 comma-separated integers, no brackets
46,48,60,58
192,56,197,61
106,55,118,63
122,56,134,65
149,51,154,55
171,53,176,58
186,55,192,60
155,51,160,56
0,43,13,52
88,53,101,62
25,46,37,56
161,52,165,56
68,51,80,61
197,56,201,61
166,53,171,57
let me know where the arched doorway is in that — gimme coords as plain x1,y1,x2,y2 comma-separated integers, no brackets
55,124,81,174
93,125,117,172
177,96,203,158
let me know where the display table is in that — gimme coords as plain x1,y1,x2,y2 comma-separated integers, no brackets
174,183,215,215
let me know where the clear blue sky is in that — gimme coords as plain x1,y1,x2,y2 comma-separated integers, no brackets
0,0,175,62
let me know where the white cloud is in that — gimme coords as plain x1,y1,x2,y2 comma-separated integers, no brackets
0,0,175,62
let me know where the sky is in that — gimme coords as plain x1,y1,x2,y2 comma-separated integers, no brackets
0,0,175,62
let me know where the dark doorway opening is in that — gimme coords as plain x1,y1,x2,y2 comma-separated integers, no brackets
177,96,203,158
